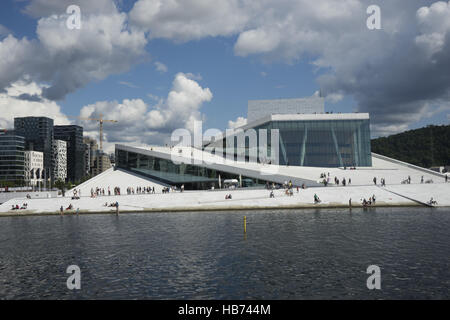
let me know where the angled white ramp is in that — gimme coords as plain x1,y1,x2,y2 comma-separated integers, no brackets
68,168,167,196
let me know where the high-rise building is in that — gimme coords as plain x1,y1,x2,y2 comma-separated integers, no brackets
0,130,25,185
14,117,54,180
24,151,44,188
83,143,91,177
91,151,112,176
54,125,85,183
83,137,98,175
52,140,67,182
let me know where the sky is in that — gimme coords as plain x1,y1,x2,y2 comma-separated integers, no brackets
0,0,449,153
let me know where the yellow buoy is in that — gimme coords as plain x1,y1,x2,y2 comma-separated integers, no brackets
244,216,247,233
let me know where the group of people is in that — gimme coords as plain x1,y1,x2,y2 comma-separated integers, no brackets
333,176,351,186
162,187,171,194
362,195,376,207
428,197,438,206
11,203,28,210
104,202,119,208
88,184,189,197
58,204,81,215
127,186,156,195
320,173,352,187
402,176,412,184
373,177,386,186
60,204,74,212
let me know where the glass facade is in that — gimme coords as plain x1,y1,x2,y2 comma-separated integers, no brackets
0,131,25,184
116,148,271,190
14,117,54,177
205,118,372,168
54,125,85,183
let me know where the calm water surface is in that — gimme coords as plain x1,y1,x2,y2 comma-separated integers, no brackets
0,207,449,299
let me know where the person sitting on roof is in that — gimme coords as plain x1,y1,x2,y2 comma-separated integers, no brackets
314,194,321,204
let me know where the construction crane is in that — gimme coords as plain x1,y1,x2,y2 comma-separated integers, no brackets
68,113,118,152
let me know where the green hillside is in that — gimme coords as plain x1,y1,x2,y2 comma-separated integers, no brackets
371,125,450,168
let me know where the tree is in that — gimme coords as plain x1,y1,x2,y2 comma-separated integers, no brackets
54,179,67,196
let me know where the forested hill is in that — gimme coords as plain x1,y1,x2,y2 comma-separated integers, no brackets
371,125,450,168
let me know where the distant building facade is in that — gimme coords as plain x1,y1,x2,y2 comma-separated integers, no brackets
14,117,54,180
247,97,325,123
52,140,67,181
54,125,85,183
24,151,44,187
91,151,112,176
84,142,91,177
83,137,99,176
0,130,25,185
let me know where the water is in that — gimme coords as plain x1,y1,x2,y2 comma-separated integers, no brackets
0,207,449,299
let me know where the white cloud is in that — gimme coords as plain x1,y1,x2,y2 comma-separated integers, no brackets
0,4,147,101
0,81,70,129
0,24,11,37
154,61,168,73
77,72,212,151
314,90,344,103
147,93,161,101
22,0,118,18
415,1,450,55
118,81,140,88
129,0,248,41
228,116,247,129
146,72,212,131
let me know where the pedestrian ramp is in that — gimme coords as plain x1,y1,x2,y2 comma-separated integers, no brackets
378,184,450,207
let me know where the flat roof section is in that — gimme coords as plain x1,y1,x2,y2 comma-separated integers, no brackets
248,97,325,123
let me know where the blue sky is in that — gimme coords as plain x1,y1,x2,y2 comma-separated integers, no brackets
0,0,449,151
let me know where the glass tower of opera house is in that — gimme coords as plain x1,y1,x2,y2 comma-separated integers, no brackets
113,96,383,190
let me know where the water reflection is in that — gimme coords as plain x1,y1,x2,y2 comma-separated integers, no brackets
0,207,449,299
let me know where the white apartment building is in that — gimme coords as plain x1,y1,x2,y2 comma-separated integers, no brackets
24,150,44,187
52,139,67,182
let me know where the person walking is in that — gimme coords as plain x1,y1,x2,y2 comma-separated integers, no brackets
60,205,63,216
115,201,119,215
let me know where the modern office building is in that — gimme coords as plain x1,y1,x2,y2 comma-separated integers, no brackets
83,142,91,177
54,125,85,183
24,151,44,188
91,151,112,177
83,137,98,176
14,117,54,180
0,130,25,185
52,140,67,182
